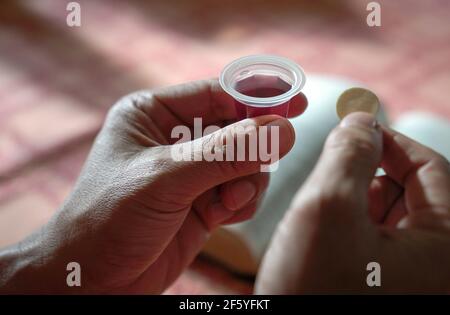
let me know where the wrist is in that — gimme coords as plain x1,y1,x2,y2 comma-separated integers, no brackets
0,225,84,294
0,235,47,293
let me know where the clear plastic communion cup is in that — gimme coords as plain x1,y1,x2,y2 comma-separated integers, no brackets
219,55,306,120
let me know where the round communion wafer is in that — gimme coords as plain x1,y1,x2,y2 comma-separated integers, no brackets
336,87,380,120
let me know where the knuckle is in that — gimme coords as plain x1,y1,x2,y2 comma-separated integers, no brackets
418,155,450,179
108,91,153,118
320,185,361,211
311,183,358,212
202,131,234,175
202,131,220,152
430,155,450,173
291,183,361,224
327,127,378,163
208,124,260,176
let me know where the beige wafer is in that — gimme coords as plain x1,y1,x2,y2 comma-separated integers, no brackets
336,87,380,120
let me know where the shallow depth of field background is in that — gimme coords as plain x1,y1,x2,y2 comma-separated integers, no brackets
0,0,449,293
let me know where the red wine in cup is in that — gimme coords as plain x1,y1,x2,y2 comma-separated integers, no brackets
233,74,292,119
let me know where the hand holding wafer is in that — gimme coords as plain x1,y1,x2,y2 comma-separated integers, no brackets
257,110,450,293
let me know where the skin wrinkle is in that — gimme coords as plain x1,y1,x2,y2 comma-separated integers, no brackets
208,81,232,123
143,93,186,143
327,128,380,164
130,95,171,146
152,93,191,127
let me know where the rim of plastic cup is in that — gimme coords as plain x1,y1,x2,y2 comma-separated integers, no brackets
219,54,306,107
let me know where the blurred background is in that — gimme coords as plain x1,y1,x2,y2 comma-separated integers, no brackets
0,0,449,294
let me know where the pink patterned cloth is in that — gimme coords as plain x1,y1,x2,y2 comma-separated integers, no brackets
0,0,449,294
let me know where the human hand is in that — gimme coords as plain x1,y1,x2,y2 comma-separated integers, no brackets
0,79,307,294
256,112,450,294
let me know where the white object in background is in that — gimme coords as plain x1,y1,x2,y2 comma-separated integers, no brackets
392,111,450,161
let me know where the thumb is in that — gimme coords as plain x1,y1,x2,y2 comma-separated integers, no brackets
165,115,295,200
293,112,383,217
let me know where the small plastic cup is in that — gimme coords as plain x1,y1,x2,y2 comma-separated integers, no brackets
219,54,306,120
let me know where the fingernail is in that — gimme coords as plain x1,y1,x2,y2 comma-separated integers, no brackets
341,112,377,129
229,180,256,211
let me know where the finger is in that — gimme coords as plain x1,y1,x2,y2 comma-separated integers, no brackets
135,209,211,293
123,79,306,147
161,115,294,204
368,176,403,224
196,201,234,231
382,128,450,214
120,80,234,143
193,173,268,231
220,172,270,211
287,92,308,118
383,196,408,227
221,202,258,225
152,79,235,126
195,194,262,231
291,112,382,222
152,79,306,126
